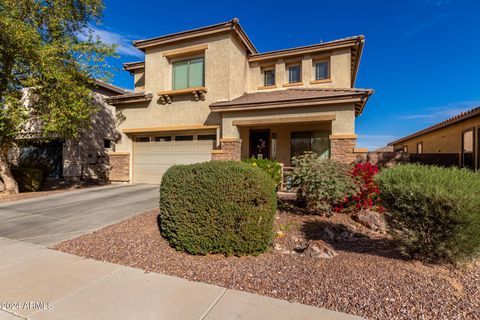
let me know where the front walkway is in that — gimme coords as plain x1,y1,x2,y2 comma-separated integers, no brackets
0,237,364,320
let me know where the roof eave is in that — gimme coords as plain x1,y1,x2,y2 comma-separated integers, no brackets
351,38,364,87
123,61,145,72
105,92,153,106
94,79,129,95
388,107,480,145
132,19,258,55
247,37,363,62
210,94,369,113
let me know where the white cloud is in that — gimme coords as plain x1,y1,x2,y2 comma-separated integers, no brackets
398,99,480,121
80,27,144,59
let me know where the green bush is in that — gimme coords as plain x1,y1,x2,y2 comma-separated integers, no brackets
291,152,356,214
159,161,277,256
242,157,282,188
12,167,43,192
375,164,480,263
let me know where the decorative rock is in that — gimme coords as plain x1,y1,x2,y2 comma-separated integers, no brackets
291,235,299,243
276,230,285,238
322,227,335,241
302,240,338,259
339,231,350,239
353,210,387,232
274,243,283,251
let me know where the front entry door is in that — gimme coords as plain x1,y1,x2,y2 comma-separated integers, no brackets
250,130,270,159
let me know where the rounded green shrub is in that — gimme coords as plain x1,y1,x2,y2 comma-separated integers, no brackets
159,161,277,256
375,164,480,263
291,152,356,214
12,167,43,192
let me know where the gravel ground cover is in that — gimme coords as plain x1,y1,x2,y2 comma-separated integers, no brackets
54,208,480,320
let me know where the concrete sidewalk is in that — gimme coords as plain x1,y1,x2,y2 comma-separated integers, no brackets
0,237,364,320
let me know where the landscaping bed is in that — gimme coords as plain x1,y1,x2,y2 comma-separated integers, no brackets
53,207,480,320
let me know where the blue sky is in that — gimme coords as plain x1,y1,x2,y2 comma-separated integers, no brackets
96,0,480,149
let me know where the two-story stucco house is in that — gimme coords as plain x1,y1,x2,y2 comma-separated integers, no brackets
106,19,373,183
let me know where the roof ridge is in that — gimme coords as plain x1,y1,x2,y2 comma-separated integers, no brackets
249,35,364,57
389,106,480,145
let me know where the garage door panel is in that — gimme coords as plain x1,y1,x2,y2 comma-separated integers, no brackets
133,136,214,184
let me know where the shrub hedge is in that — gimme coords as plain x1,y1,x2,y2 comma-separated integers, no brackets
12,167,43,192
159,161,277,256
375,164,480,263
242,157,282,188
291,153,356,214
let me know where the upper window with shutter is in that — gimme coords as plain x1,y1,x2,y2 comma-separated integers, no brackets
172,57,205,90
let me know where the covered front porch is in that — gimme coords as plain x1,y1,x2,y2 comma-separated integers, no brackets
236,118,332,166
209,88,372,165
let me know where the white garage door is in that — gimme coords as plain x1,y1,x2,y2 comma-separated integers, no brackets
133,133,215,184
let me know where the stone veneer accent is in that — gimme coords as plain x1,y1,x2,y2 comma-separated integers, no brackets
330,138,361,164
108,153,130,181
211,138,241,161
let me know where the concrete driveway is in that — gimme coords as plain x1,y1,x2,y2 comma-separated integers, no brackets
0,184,159,246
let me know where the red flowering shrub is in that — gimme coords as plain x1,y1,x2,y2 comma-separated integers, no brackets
335,162,383,213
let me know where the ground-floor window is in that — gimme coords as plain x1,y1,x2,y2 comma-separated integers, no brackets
291,131,330,159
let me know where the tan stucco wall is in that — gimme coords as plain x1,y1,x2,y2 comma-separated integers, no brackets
115,32,251,153
239,122,331,166
133,69,145,92
221,103,356,138
115,31,357,162
392,116,480,155
246,48,351,92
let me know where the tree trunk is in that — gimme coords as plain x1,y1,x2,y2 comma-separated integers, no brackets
0,147,18,194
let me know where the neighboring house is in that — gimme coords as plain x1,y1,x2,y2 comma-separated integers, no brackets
106,18,373,184
13,80,129,180
389,107,480,170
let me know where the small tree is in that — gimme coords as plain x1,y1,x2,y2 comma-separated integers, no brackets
0,0,116,193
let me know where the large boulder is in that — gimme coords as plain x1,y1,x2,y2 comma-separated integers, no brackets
353,210,387,232
303,240,338,259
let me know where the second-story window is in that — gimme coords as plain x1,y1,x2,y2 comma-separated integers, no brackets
314,60,330,80
263,68,275,86
173,57,204,90
288,64,301,83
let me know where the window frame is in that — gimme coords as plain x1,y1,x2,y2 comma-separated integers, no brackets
135,136,150,143
172,56,205,90
461,127,475,169
262,67,276,87
403,145,408,153
154,136,172,142
197,134,216,141
287,63,302,84
174,135,194,141
416,141,423,154
313,59,330,81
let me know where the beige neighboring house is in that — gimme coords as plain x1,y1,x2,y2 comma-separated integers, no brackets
13,80,129,181
106,18,373,184
389,106,480,170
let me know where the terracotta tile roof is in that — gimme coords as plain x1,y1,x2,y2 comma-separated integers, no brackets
94,79,130,95
210,88,373,116
248,35,364,60
105,92,153,106
389,106,480,146
132,18,257,54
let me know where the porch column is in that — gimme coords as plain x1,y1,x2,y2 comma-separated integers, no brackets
330,134,364,163
211,138,242,161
